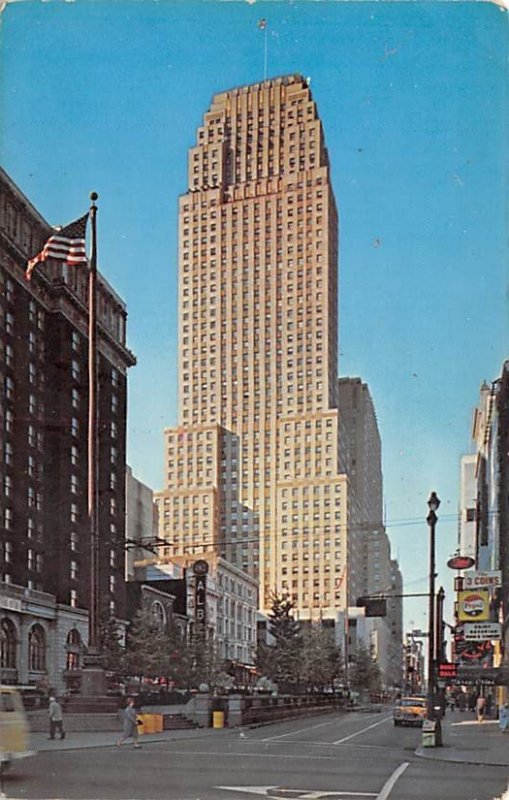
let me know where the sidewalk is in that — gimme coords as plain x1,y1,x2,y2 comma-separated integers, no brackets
30,725,230,753
415,710,509,767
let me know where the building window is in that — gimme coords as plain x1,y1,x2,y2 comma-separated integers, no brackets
0,618,17,670
65,628,82,671
28,624,46,671
5,376,14,400
4,542,13,563
70,589,78,608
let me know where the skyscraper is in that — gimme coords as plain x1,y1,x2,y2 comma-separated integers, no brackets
156,75,357,618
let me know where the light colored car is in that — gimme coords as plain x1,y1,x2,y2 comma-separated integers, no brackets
0,686,34,773
393,696,427,727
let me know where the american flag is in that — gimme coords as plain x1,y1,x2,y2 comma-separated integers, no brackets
257,18,267,30
26,213,89,281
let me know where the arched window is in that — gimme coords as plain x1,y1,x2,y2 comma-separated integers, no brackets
65,628,82,671
28,624,46,671
151,601,166,629
0,618,17,669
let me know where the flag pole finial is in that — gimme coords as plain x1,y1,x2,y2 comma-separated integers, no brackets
90,191,98,204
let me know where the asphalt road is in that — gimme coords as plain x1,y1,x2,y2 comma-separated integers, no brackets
3,710,509,800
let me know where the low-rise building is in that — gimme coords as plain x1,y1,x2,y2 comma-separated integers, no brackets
0,582,88,694
135,553,257,669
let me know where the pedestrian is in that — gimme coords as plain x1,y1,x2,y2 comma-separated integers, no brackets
48,696,65,740
116,697,141,748
476,694,486,723
499,703,509,733
485,694,493,719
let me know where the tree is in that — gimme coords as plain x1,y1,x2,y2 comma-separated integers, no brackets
258,594,303,692
300,625,343,691
164,620,193,688
349,642,382,694
186,632,223,690
97,612,125,680
124,609,170,681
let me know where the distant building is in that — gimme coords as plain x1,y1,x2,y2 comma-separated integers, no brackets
387,560,404,687
472,380,501,572
125,466,160,580
0,167,135,688
458,454,477,561
337,377,402,687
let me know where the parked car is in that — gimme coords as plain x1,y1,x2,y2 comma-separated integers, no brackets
0,686,34,773
393,696,427,727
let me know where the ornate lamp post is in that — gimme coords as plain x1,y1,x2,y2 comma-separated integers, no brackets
426,492,441,739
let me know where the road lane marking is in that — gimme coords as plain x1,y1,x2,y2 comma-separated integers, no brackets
261,714,386,743
216,786,377,798
333,716,391,745
164,748,381,762
376,762,409,800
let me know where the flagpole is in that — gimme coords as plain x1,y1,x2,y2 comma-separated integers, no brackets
88,191,99,652
264,26,268,79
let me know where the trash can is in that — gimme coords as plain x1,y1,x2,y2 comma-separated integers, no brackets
212,710,225,729
422,718,442,747
143,714,155,734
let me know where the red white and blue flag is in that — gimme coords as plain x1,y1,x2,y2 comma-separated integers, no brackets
26,213,89,281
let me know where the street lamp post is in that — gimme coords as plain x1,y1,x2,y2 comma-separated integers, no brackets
424,491,443,746
426,492,440,719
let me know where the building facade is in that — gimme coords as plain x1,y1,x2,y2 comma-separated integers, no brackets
456,367,509,672
0,582,88,693
0,168,135,686
156,74,357,620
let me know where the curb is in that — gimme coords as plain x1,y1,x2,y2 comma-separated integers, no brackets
414,745,509,768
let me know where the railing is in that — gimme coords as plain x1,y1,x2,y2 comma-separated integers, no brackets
242,695,342,726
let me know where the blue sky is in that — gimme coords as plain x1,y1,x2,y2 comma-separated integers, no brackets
2,0,507,631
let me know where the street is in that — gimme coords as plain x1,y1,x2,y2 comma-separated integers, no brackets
3,711,508,800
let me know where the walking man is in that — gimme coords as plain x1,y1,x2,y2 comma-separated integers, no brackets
48,696,65,740
116,697,141,748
